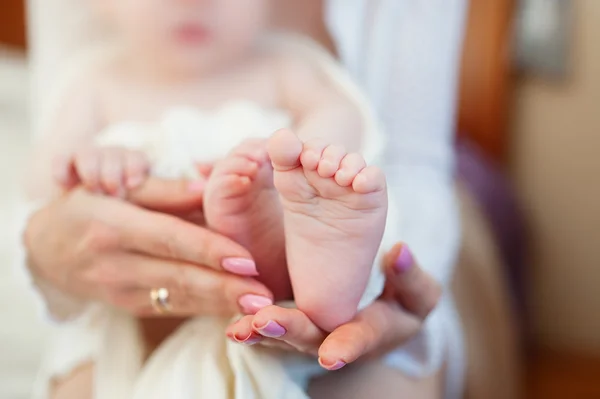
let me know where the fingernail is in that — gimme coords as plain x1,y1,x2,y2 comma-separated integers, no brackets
188,180,205,193
127,175,144,189
233,332,262,345
255,320,286,338
238,294,273,314
394,245,414,274
318,358,346,371
222,258,258,276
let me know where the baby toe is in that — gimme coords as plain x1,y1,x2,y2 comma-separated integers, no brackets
299,139,328,171
352,165,387,194
335,153,366,186
317,145,346,178
267,129,303,171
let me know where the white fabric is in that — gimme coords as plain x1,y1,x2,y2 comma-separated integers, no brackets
325,1,467,398
30,36,394,398
24,0,467,397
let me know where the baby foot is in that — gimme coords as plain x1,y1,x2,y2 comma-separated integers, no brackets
266,129,388,332
204,139,290,300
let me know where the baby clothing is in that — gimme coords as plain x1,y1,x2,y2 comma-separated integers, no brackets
30,35,397,399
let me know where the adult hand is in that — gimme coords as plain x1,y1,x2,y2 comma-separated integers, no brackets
226,243,441,369
24,179,274,318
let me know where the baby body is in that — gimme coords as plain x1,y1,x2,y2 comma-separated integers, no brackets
36,0,390,339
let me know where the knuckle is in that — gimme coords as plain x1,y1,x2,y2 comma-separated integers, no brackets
81,221,118,254
170,266,192,296
151,222,183,259
87,260,120,286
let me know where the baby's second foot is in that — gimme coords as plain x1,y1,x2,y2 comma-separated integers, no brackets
204,139,290,300
267,129,388,332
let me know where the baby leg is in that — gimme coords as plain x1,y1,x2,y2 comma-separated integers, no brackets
204,139,291,300
267,129,387,332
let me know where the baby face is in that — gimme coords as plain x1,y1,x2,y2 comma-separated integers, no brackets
109,0,269,73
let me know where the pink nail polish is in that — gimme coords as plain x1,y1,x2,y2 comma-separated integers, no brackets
394,245,414,274
188,180,205,193
238,295,273,314
255,320,286,338
318,358,346,371
222,258,258,276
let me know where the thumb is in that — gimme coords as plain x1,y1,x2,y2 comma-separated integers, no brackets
382,243,442,320
126,177,205,213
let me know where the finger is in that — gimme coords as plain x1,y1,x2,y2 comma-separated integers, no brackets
318,301,421,369
195,163,214,178
126,177,205,213
116,206,258,274
226,315,264,345
383,243,442,320
226,317,296,351
100,149,125,196
251,305,325,356
52,154,80,189
74,148,101,191
125,151,150,189
93,253,273,317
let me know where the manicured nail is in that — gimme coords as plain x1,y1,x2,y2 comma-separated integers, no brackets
238,295,273,314
394,245,414,274
255,320,286,338
318,358,346,371
188,180,205,193
222,258,258,276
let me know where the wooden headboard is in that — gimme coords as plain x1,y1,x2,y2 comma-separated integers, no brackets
457,0,516,163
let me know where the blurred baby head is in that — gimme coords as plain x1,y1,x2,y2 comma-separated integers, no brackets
97,0,270,73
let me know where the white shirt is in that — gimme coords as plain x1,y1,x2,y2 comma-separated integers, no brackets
326,1,467,397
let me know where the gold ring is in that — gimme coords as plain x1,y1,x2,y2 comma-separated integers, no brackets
150,288,171,314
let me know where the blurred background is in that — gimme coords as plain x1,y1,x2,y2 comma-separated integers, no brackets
0,0,598,398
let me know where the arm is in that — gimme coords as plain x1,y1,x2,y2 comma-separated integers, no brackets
26,80,102,200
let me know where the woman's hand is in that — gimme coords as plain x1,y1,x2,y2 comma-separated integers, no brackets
226,243,441,369
24,179,274,318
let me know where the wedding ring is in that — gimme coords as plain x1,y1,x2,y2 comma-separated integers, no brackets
150,288,172,314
